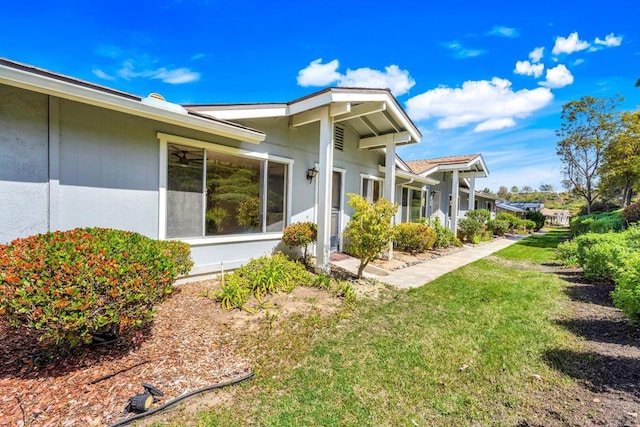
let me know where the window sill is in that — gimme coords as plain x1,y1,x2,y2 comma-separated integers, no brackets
171,232,284,246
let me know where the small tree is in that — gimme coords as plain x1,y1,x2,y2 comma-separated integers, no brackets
344,194,398,278
556,95,621,214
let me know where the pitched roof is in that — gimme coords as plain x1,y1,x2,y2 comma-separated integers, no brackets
0,57,265,143
186,87,422,147
405,154,484,175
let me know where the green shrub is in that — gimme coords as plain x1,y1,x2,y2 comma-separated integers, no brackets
496,212,521,230
393,222,436,254
344,194,398,278
523,219,537,231
526,211,546,231
282,222,317,258
574,233,628,281
556,240,579,267
570,211,625,235
612,252,640,326
216,275,251,310
579,201,620,215
232,253,312,300
0,228,193,348
466,209,491,224
622,200,640,225
458,217,483,243
428,217,462,248
215,254,355,310
487,219,510,236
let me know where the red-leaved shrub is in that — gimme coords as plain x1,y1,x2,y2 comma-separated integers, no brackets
0,228,193,348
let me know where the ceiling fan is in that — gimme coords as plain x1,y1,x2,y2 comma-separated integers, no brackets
170,149,203,167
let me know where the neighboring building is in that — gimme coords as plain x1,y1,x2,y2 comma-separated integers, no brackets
502,201,544,212
496,202,527,217
540,208,571,226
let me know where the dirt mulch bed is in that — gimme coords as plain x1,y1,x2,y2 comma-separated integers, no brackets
521,265,640,426
0,279,345,427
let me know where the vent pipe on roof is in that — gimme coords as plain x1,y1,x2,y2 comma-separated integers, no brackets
141,93,188,114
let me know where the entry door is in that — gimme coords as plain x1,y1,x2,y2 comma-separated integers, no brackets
330,171,342,252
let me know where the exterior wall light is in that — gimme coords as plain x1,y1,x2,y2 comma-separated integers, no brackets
306,167,318,183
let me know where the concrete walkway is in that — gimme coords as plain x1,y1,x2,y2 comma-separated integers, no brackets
331,234,528,289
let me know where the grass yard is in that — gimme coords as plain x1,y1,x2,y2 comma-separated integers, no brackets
160,230,592,426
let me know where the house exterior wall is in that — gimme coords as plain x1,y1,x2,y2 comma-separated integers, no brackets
234,118,385,235
0,84,295,277
0,85,49,243
426,172,450,227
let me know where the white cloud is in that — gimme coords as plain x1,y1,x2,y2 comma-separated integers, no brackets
296,59,415,96
475,118,517,132
514,60,544,78
405,77,553,132
529,47,544,63
152,68,200,84
552,32,590,55
539,64,574,88
92,68,116,81
442,41,487,59
573,58,585,66
338,65,415,95
297,58,341,86
489,26,519,38
118,60,200,84
595,33,623,47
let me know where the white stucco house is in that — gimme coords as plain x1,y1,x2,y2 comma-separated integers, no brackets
0,58,495,278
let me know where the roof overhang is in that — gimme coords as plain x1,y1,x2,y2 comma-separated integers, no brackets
420,155,489,178
378,165,439,186
187,88,421,149
0,58,265,144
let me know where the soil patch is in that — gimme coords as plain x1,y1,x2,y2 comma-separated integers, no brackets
0,279,350,427
525,265,640,426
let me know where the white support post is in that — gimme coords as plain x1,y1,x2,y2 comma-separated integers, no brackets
48,96,60,232
385,141,396,260
451,170,459,233
468,177,476,211
315,108,333,273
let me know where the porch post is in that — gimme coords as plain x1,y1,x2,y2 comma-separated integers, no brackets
451,170,459,233
384,141,396,259
468,177,476,211
315,108,333,273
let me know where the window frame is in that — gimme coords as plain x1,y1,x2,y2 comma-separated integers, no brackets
360,173,384,203
158,132,293,244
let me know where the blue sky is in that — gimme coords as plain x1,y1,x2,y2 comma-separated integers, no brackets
2,0,639,191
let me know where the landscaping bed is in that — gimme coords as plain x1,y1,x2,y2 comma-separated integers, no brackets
0,279,344,426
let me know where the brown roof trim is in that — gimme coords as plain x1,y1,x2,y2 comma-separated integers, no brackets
0,57,140,101
0,57,264,135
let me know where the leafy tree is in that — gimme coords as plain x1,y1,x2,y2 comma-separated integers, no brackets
344,194,397,278
600,111,640,206
539,184,554,192
556,95,622,214
522,185,533,193
510,186,519,194
497,186,509,199
636,78,640,87
481,187,493,194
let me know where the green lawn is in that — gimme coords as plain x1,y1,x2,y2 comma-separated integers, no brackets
170,229,577,426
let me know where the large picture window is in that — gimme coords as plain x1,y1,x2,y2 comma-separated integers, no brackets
166,142,288,239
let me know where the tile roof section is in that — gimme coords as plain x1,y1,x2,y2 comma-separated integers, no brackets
405,154,482,175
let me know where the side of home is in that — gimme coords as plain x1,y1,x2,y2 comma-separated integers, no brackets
1,58,500,279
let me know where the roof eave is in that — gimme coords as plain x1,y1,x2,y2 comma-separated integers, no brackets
0,61,265,144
